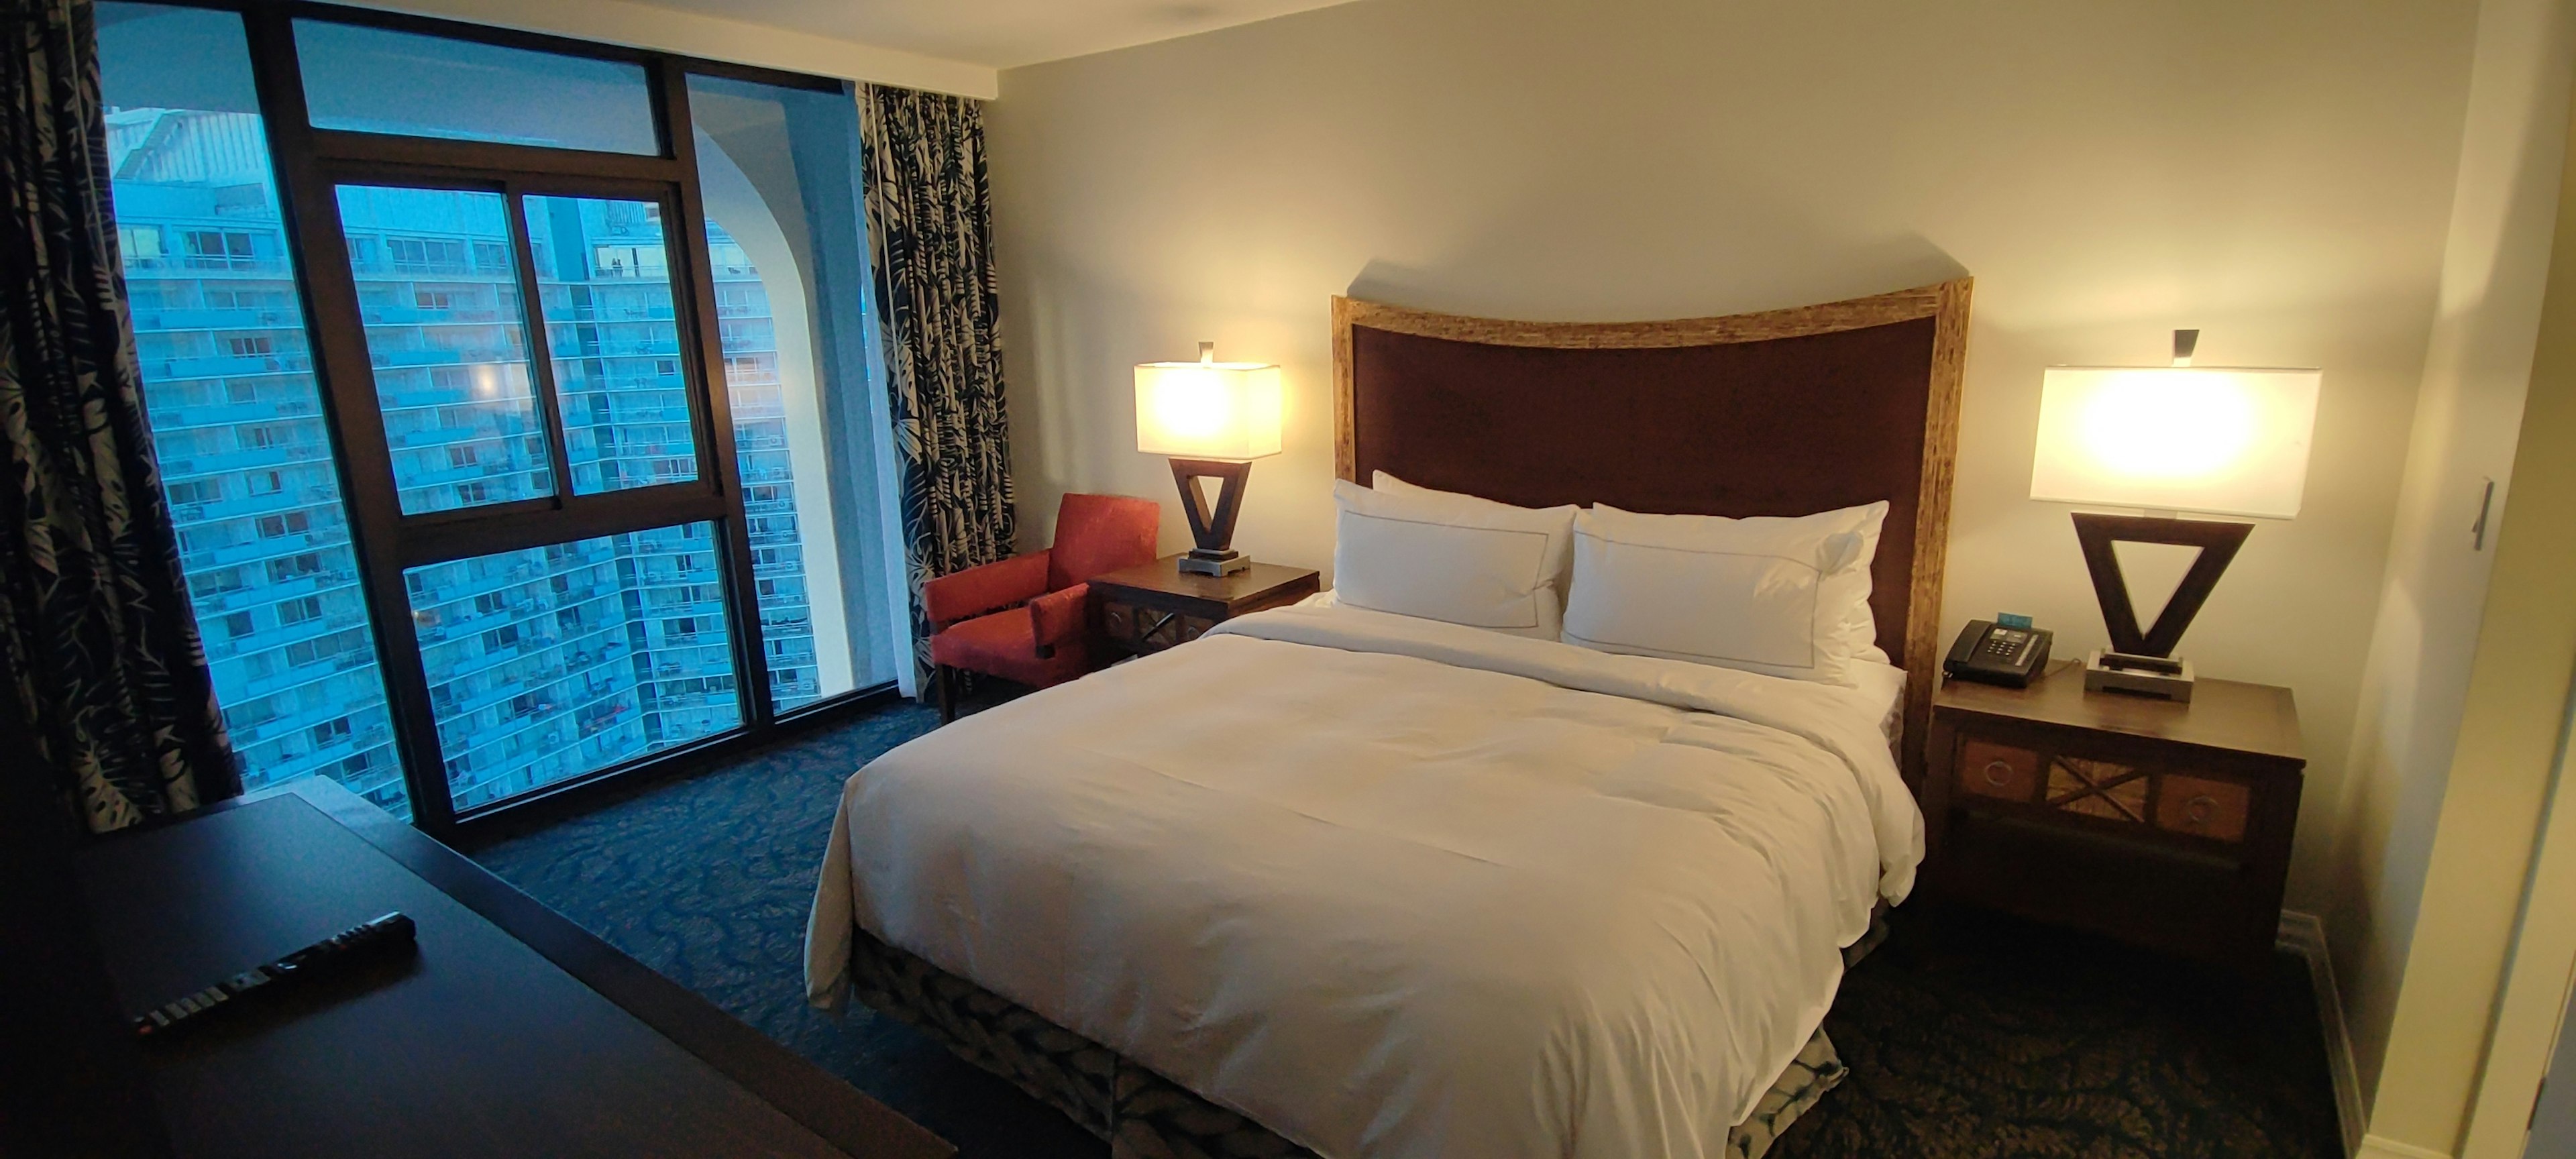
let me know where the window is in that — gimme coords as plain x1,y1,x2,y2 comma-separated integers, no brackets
95,3,405,819
267,553,323,584
690,74,905,713
339,186,553,514
294,19,660,156
408,524,741,809
386,236,468,274
287,631,357,667
102,2,902,830
183,229,256,269
255,510,312,539
523,195,698,494
166,478,221,506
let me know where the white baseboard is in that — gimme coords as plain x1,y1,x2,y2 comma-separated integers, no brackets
2357,1134,2453,1159
2279,910,2369,1157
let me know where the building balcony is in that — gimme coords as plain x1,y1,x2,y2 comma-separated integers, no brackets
152,353,313,379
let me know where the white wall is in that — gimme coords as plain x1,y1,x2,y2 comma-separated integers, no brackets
986,0,2479,914
2324,0,2576,1144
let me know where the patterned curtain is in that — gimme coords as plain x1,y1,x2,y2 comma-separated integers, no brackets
859,83,1016,687
1,0,238,832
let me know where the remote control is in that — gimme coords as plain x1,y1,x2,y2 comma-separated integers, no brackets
131,912,417,1041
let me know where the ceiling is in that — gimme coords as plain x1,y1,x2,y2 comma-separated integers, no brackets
625,0,1364,70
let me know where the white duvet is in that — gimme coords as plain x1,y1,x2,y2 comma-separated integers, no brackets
806,603,1922,1159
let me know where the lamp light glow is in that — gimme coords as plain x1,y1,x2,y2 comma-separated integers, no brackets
1134,349,1283,462
2031,365,2319,519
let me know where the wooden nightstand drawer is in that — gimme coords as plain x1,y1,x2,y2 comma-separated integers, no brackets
1924,660,2304,983
1957,738,2040,802
2155,773,2251,843
2046,754,2149,826
1100,600,1216,655
1087,556,1320,663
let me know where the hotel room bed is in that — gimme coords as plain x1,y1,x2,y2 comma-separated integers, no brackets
806,281,1970,1158
807,602,1919,1158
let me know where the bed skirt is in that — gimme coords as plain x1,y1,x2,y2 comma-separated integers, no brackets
843,922,1874,1159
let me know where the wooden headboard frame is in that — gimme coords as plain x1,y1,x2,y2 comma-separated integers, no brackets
1332,278,1970,780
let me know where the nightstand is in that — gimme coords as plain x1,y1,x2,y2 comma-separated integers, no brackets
1921,659,2304,982
1089,555,1320,658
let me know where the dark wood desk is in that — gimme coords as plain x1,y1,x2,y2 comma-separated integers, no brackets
74,779,952,1159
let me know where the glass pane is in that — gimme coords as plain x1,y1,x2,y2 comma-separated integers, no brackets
98,2,407,817
293,19,659,155
688,75,907,712
407,523,743,810
521,195,698,494
336,185,555,514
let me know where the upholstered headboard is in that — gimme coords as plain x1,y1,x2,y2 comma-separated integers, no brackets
1331,279,1970,778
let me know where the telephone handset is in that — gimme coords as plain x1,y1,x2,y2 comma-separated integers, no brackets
1943,619,2053,688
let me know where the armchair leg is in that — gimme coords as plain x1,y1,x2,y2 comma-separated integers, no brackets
936,665,958,725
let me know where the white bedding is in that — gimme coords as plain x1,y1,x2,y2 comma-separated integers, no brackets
806,603,1923,1159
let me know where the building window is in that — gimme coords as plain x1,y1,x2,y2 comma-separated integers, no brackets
255,510,312,539
387,236,468,274
101,1,901,828
166,478,221,506
183,229,256,269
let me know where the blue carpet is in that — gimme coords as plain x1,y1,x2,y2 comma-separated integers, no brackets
472,698,2345,1159
470,700,1102,1158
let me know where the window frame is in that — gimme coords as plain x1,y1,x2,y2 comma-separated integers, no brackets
121,0,886,838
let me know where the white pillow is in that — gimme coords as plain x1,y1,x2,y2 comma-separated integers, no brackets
1332,477,1576,639
1368,472,1576,593
1561,500,1888,683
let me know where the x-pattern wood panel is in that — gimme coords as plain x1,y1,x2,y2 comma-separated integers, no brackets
2046,755,2148,823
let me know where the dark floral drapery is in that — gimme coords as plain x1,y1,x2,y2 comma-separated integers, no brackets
858,83,1016,687
1,0,238,832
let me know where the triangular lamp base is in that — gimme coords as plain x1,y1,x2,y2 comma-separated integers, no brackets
2070,512,2251,662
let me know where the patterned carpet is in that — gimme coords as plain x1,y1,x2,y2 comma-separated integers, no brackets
470,700,2346,1159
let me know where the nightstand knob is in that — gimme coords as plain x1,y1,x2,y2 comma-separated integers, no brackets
1982,760,2014,788
2184,794,2217,825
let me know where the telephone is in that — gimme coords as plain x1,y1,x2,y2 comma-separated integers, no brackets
1943,619,2053,688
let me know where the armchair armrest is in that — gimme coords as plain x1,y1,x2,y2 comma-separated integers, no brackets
923,550,1052,630
1028,583,1091,659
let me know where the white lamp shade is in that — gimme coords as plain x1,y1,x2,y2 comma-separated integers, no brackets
2030,366,2320,519
1134,360,1283,461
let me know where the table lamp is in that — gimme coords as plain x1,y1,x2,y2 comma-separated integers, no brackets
2029,331,2320,700
1135,342,1283,575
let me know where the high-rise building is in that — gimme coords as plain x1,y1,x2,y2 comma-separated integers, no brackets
108,107,826,816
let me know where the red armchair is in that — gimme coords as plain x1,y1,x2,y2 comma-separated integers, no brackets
925,492,1162,722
